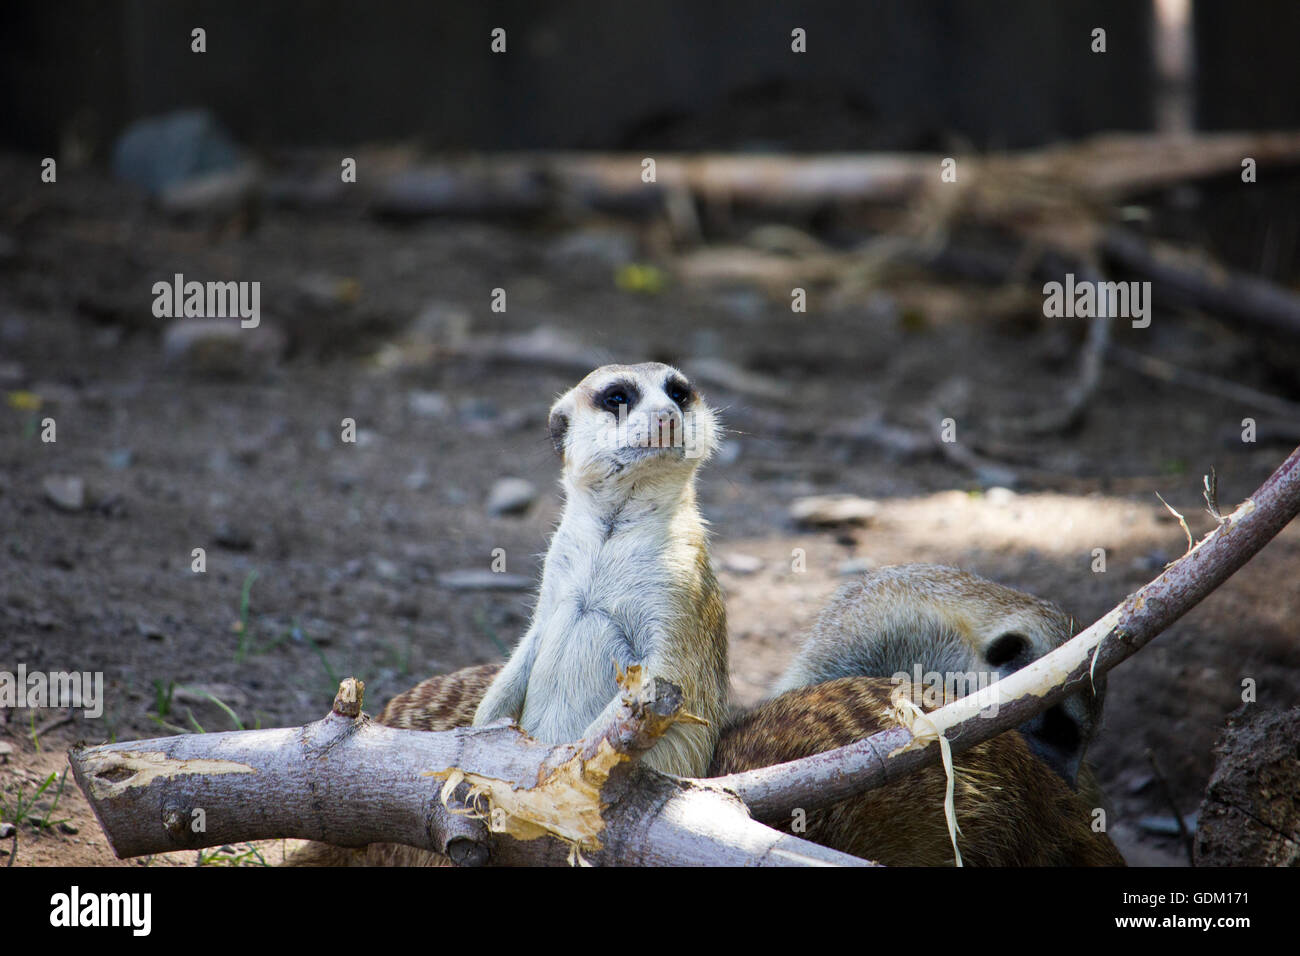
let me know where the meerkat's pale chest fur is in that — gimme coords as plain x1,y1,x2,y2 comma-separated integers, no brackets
472,363,728,778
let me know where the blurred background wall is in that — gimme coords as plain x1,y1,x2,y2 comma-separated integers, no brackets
11,1,1299,159
0,0,1194,156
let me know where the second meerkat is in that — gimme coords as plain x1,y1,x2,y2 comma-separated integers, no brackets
776,564,1105,788
471,362,728,778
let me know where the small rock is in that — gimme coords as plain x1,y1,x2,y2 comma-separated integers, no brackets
137,620,166,641
407,390,451,417
486,478,538,517
0,360,23,387
294,272,362,310
112,109,244,194
372,557,402,582
104,448,134,470
59,821,79,835
721,552,763,575
162,319,285,378
42,475,86,512
0,822,14,839
212,521,254,551
436,570,534,591
789,494,880,527
837,557,875,576
1138,814,1198,837
973,464,1020,489
713,288,766,322
985,486,1017,506
0,741,13,760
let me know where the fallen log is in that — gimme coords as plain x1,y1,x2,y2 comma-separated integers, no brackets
360,133,1300,219
1103,228,1300,341
68,446,1300,866
70,666,867,867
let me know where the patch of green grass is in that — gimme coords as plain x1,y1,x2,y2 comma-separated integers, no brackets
197,842,270,867
231,574,341,691
233,569,260,662
152,679,175,721
147,686,256,735
0,769,70,831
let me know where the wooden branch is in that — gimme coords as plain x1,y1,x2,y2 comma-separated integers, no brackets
1110,346,1300,424
69,678,495,863
1103,228,1300,340
70,668,868,866
715,444,1300,820
360,133,1300,219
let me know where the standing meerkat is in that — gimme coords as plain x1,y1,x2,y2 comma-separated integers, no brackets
471,362,728,778
775,564,1104,789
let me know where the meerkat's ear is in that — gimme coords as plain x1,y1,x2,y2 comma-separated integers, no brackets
547,405,570,457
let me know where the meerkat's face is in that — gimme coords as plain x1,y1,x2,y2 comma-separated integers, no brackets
547,363,719,486
940,592,1104,787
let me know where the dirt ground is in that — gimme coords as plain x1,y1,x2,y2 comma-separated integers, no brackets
2,152,1298,867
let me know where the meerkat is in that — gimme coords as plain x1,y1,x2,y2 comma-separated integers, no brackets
468,362,729,779
709,676,1123,866
775,564,1103,789
289,363,727,867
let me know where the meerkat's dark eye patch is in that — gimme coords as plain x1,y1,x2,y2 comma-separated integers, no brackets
664,376,693,408
985,632,1029,669
595,381,639,414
